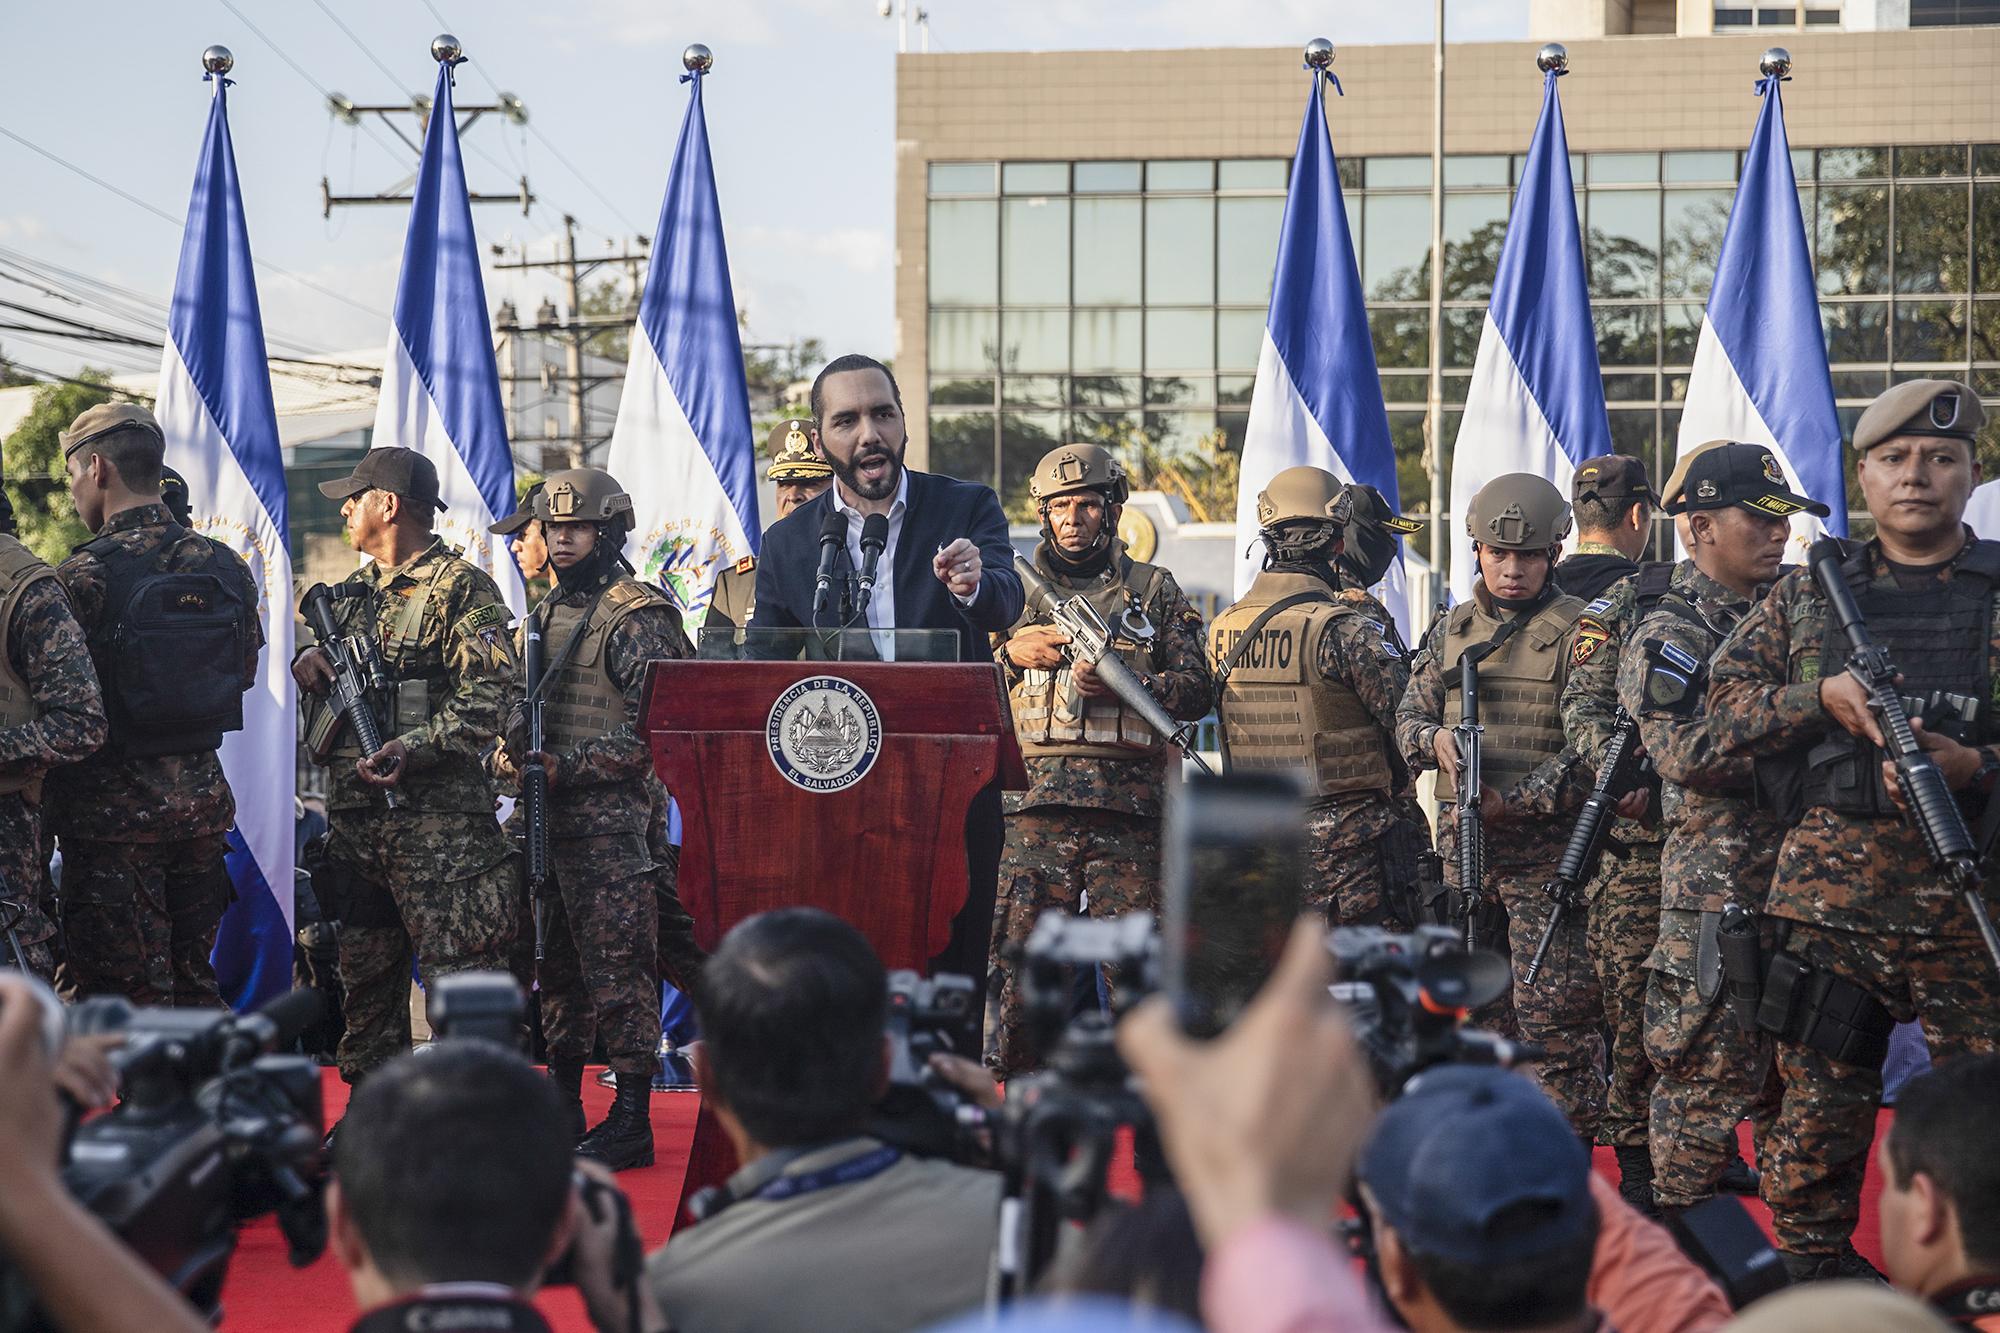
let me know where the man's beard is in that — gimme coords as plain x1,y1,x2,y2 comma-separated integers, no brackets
829,442,905,502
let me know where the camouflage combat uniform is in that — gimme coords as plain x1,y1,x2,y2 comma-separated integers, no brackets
1610,560,1782,1209
1212,574,1416,927
1395,584,1602,1135
986,543,1211,1076
1561,568,1673,1151
1707,538,2000,1256
304,537,517,1082
505,569,692,1076
0,537,106,981
50,504,260,1006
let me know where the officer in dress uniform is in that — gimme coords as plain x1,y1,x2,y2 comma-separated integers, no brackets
705,421,833,634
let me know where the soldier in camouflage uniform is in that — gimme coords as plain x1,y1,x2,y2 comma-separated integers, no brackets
0,508,105,982
987,443,1212,1077
1559,457,1674,1208
51,404,261,1007
498,467,693,1169
1213,468,1418,928
1395,474,1604,1136
1707,381,2000,1282
1609,442,1810,1216
293,448,516,1085
705,421,832,635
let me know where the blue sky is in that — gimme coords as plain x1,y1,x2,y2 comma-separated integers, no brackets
0,0,1527,381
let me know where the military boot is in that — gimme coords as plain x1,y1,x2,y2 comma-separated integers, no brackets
548,1060,587,1143
1777,1246,1886,1284
1614,1145,1661,1218
1718,1150,1759,1195
577,1072,654,1171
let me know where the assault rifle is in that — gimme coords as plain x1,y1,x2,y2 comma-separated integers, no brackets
300,582,400,810
1013,553,1213,776
1526,709,1646,984
1809,538,2000,975
1453,653,1488,950
522,616,551,962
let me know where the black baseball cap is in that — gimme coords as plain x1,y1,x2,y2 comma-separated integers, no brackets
1661,442,1829,519
1571,454,1660,507
317,447,448,511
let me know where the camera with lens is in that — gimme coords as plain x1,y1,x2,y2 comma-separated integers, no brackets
990,910,1163,1303
1328,924,1535,1098
0,986,329,1333
870,969,984,1160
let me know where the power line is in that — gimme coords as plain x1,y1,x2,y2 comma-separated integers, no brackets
0,125,385,322
417,0,649,237
307,0,406,90
212,0,410,170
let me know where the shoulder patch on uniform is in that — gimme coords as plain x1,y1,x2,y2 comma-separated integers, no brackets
1570,616,1611,668
454,602,509,637
1585,597,1616,617
734,555,756,574
1366,619,1403,658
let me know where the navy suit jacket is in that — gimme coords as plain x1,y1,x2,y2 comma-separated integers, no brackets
748,468,1024,662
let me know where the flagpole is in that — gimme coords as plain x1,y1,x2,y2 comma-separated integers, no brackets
203,44,231,99
1424,0,1447,598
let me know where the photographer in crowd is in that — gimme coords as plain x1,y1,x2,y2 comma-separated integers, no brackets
1879,1054,2000,1329
646,908,999,1333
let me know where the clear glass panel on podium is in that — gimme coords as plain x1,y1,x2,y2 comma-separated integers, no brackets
695,627,962,662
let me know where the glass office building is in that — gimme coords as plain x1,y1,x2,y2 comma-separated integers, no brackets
923,143,2000,521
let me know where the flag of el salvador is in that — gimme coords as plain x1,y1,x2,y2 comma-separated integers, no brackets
155,76,295,1009
373,56,523,612
1675,72,1846,555
605,62,758,625
1234,66,1414,638
1447,64,1610,599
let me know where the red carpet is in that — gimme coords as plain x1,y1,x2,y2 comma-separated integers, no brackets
218,1071,1891,1328
218,1070,701,1332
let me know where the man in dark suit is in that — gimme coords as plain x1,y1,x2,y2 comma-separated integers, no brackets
751,352,1024,1009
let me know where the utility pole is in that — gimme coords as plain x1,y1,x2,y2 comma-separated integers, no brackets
319,85,533,217
491,223,652,467
1424,0,1448,597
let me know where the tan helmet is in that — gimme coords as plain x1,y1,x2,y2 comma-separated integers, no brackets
1256,465,1352,531
535,468,635,534
1465,473,1572,550
1027,443,1129,506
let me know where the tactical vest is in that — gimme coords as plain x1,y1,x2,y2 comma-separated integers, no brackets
1208,570,1394,798
1780,542,2000,818
0,537,55,798
1009,556,1169,760
1441,592,1585,794
540,578,671,755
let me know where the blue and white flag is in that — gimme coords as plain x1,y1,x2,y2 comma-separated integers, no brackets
1447,65,1610,599
1675,71,1846,554
1235,66,1413,637
606,63,757,623
373,57,522,611
155,75,293,1009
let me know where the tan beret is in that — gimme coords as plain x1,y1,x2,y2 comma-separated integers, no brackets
1852,379,1985,454
60,402,162,459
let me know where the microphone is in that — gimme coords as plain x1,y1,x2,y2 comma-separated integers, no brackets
813,507,848,614
856,513,890,614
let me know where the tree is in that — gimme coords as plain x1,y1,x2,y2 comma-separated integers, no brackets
0,350,33,390
3,374,111,562
1072,415,1240,524
577,278,634,365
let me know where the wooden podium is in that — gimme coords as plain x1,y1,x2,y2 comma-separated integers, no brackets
641,657,1025,1225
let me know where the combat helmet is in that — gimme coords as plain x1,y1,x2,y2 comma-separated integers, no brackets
1027,443,1129,507
1465,474,1572,550
536,467,636,534
1256,465,1352,532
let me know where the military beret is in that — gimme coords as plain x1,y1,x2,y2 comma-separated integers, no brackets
1852,379,1985,454
60,402,163,459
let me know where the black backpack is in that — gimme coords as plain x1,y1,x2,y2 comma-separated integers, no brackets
83,529,254,757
